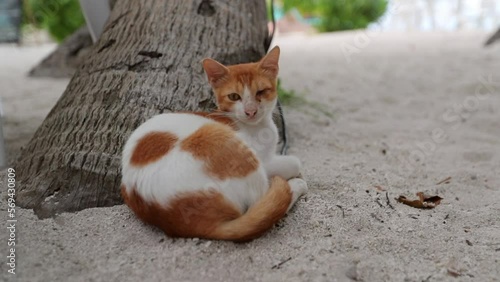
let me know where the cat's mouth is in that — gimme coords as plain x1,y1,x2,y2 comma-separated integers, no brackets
239,114,262,125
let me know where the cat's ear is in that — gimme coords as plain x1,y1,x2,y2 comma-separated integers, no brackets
202,58,229,87
259,46,280,77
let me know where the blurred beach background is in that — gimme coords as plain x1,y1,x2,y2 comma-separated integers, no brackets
1,1,500,281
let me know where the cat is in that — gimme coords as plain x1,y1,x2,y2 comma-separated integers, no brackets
121,46,308,242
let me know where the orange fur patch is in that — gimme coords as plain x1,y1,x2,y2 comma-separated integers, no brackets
190,111,238,129
130,131,178,166
121,176,292,242
211,176,292,241
121,185,241,238
180,123,258,180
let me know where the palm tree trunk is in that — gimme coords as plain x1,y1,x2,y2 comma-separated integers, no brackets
29,26,93,78
15,0,269,218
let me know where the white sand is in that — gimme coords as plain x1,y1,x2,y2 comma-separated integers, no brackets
1,31,499,281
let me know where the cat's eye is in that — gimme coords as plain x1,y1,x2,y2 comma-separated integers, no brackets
227,93,241,101
256,89,268,96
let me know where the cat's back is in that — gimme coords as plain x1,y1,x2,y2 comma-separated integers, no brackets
121,112,261,204
125,113,209,147
122,112,224,169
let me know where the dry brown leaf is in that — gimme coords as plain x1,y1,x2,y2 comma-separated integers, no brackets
396,192,443,209
374,185,385,192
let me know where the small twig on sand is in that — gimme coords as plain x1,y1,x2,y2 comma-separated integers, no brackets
271,257,292,269
375,197,384,208
386,192,395,209
436,176,452,185
336,205,345,218
447,269,462,277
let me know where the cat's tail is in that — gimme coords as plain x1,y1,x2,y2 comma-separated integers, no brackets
210,176,292,242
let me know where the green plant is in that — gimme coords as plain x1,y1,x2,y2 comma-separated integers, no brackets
283,0,320,16
277,79,304,106
317,0,388,32
23,0,85,42
277,79,334,119
282,0,388,32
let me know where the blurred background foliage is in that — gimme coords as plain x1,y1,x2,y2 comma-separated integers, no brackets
280,0,388,32
23,0,85,42
21,0,388,42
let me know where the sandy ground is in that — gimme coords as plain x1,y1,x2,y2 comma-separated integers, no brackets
1,31,499,282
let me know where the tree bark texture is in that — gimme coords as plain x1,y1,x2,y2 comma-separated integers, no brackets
109,0,117,10
29,26,93,78
16,0,269,218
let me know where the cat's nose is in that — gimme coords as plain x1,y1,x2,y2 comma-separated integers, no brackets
245,109,257,118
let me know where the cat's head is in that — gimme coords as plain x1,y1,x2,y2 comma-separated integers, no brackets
202,46,280,125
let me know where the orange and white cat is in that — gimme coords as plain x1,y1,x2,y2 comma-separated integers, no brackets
121,47,307,242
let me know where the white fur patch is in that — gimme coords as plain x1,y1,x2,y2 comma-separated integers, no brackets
121,113,270,212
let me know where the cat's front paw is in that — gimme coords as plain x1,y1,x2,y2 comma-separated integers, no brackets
266,155,303,180
288,178,308,196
